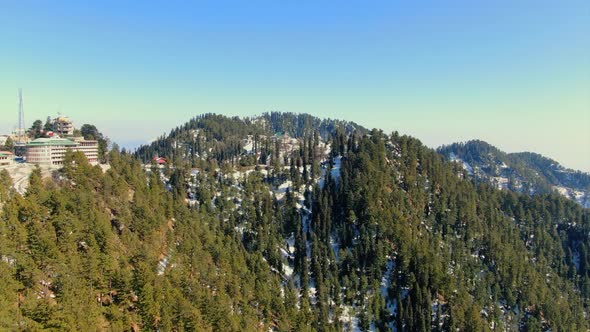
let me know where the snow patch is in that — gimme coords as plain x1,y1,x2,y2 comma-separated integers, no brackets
157,252,172,276
331,156,342,184
274,180,293,200
449,152,473,175
340,305,362,332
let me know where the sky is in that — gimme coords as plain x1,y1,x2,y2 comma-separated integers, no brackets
1,1,589,171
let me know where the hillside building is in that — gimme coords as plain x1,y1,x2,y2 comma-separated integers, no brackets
26,136,98,166
52,117,75,136
71,137,99,164
0,151,15,167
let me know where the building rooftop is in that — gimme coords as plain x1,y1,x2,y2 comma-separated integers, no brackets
27,137,78,147
0,151,14,157
71,136,97,143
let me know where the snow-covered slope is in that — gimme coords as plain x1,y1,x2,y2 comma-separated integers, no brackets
439,140,590,208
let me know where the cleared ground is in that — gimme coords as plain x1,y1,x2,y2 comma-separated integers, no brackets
2,163,110,195
2,164,59,195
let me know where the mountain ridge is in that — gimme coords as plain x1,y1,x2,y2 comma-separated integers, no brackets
438,139,590,208
1,113,588,331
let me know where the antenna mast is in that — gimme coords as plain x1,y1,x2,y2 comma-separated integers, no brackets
17,88,25,143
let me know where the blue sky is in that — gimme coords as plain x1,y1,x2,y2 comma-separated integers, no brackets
1,1,589,171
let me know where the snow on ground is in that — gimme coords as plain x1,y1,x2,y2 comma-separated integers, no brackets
157,252,172,275
554,186,590,208
231,169,254,180
257,167,269,177
286,234,295,253
283,260,294,280
330,236,340,262
340,305,361,332
234,225,246,234
462,161,474,175
302,213,311,244
279,242,295,280
553,185,569,197
380,260,395,296
573,251,581,271
278,235,296,303
449,152,474,175
491,176,509,190
308,279,317,305
274,180,293,200
380,259,397,317
331,156,342,184
319,164,328,189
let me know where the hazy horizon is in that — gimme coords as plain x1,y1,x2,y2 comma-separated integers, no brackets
1,1,588,171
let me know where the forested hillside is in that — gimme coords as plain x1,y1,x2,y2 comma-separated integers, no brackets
438,140,590,208
1,114,588,331
135,112,366,166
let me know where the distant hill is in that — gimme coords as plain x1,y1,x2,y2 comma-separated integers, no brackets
438,140,590,208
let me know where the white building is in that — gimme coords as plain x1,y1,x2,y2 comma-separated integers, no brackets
26,137,98,166
71,137,99,164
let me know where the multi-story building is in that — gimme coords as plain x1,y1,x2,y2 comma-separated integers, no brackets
26,136,98,166
71,137,99,164
0,151,14,167
52,117,75,136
